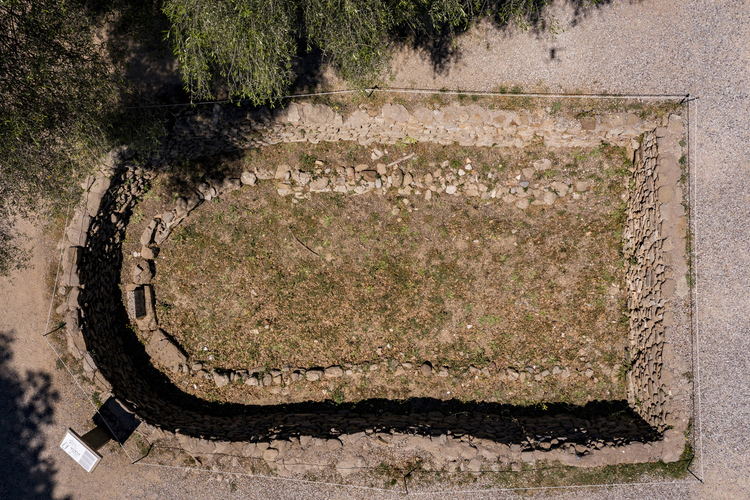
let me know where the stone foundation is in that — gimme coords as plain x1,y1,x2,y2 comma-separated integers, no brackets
54,101,690,475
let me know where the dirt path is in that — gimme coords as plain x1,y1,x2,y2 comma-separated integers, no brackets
1,1,747,498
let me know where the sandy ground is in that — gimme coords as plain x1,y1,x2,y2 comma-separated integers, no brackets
1,1,748,498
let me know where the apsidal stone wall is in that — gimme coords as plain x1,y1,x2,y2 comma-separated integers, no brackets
54,101,690,475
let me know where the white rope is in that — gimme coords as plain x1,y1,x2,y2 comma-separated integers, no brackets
132,462,398,494
126,88,688,108
693,98,705,481
407,479,696,496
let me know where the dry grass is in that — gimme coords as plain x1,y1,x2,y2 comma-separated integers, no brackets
124,138,633,406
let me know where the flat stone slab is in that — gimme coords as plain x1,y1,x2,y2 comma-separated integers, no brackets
145,329,187,369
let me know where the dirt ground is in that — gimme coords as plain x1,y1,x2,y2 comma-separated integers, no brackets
1,1,747,499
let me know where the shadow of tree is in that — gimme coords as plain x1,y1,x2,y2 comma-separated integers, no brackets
0,331,68,500
392,0,621,76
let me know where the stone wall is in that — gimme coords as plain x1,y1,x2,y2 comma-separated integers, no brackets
159,101,655,163
624,116,690,443
55,101,690,474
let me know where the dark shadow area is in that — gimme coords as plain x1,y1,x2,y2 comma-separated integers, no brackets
75,171,662,449
0,331,68,500
93,397,141,445
80,0,623,106
389,0,620,76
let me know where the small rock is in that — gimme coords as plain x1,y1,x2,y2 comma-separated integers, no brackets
309,177,329,192
306,369,323,381
362,170,377,182
551,181,569,197
131,260,153,285
263,448,279,462
241,171,257,186
213,371,230,388
519,181,530,188
391,169,404,188
403,172,413,186
515,198,530,209
575,181,589,192
139,246,157,260
467,458,482,473
324,366,344,378
533,159,552,170
275,164,292,180
376,163,387,175
585,368,595,378
424,173,433,184
421,362,433,375
445,185,458,195
543,191,557,205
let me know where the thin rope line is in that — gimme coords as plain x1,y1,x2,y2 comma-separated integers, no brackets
132,462,397,494
125,88,688,109
43,335,136,463
693,98,705,481
407,479,696,495
42,190,73,336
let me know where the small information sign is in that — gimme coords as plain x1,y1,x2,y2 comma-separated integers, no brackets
60,429,102,472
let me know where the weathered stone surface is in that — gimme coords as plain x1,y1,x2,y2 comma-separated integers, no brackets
324,366,344,378
67,212,91,247
61,246,82,287
139,219,156,246
145,329,188,369
131,259,154,285
382,103,409,124
134,285,157,331
309,177,329,192
239,171,256,186
213,371,230,387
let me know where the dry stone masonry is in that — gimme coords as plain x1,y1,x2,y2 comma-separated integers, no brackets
54,101,691,475
624,116,690,444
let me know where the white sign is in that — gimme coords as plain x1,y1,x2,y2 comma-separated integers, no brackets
60,429,101,472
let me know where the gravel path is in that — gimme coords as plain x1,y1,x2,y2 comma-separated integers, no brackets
1,1,747,499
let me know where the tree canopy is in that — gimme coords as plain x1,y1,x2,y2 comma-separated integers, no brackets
163,0,564,104
0,0,166,275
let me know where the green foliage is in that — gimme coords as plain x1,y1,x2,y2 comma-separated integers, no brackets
163,0,578,102
303,0,392,84
0,0,111,274
164,0,296,104
0,0,169,275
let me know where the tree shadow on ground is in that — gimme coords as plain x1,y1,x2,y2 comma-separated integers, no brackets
0,331,68,500
394,0,621,77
